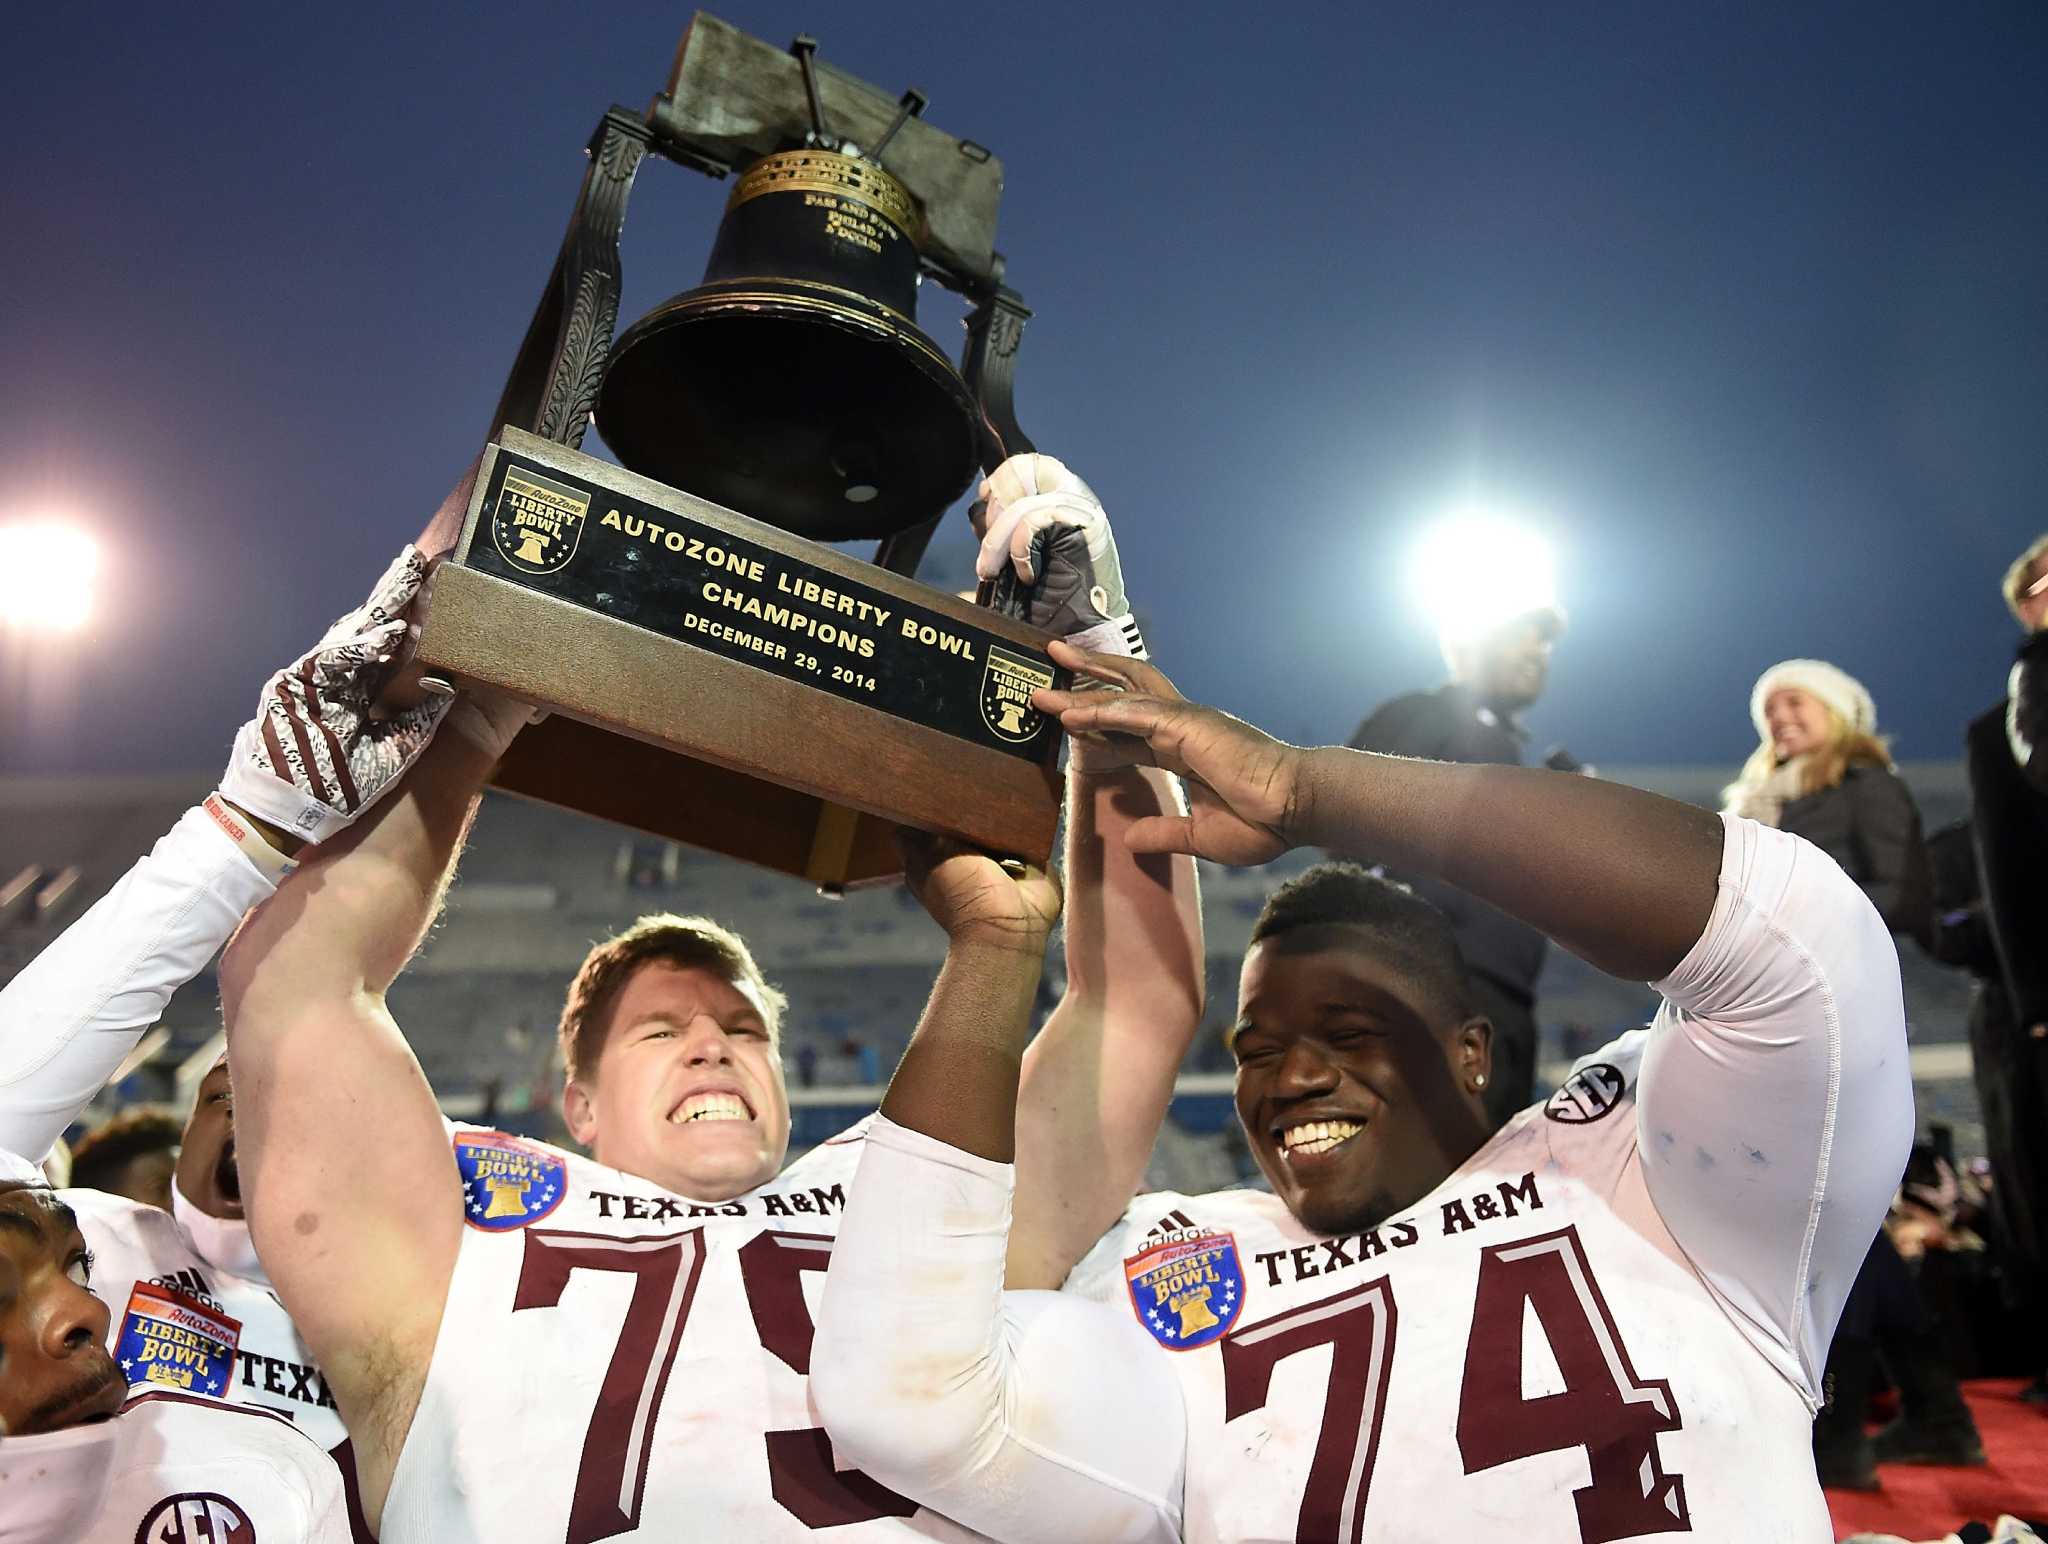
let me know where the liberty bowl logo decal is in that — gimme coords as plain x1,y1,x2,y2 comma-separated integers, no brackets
980,645,1051,743
114,1282,239,1398
1123,1229,1244,1351
491,465,591,575
455,1132,567,1231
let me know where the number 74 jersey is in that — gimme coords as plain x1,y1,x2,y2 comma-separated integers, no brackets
1062,1038,1831,1544
378,1120,986,1544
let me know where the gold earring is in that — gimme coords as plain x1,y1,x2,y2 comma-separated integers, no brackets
1474,1074,1487,1088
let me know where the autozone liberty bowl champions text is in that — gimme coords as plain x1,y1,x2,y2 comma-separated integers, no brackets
600,508,971,671
485,454,1056,749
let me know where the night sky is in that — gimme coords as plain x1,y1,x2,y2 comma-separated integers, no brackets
3,3,2043,776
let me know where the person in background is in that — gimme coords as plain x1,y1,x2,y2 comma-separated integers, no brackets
1966,533,2048,1403
1723,658,1932,942
66,1106,182,1212
1723,658,1974,1484
1346,595,1571,1123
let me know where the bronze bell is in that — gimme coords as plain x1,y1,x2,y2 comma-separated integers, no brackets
597,147,982,543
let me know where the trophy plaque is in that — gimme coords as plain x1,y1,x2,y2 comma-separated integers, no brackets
414,430,1065,887
405,17,1062,888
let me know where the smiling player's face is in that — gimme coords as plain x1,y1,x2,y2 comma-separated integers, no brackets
1232,929,1493,1237
564,962,792,1203
0,1186,124,1436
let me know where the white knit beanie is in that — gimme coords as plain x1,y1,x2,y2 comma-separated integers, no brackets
1750,659,1877,739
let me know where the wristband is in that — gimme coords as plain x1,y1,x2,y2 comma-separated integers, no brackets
1064,612,1148,661
203,793,299,881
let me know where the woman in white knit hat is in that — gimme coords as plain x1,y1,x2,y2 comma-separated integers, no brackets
1725,660,1982,1488
1723,658,1932,941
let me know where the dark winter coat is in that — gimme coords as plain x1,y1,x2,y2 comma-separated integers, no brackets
1968,631,2048,1031
1777,762,1934,947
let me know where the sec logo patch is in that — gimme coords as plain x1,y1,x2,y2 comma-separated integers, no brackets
1123,1229,1244,1351
454,1132,566,1231
135,1492,255,1543
1545,1062,1627,1124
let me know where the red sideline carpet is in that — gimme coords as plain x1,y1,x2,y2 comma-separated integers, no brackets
1827,1380,2048,1540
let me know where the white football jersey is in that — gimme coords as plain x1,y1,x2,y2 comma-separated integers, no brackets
379,1120,987,1544
812,815,1915,1544
0,1390,347,1544
64,1189,349,1452
1064,1035,1824,1543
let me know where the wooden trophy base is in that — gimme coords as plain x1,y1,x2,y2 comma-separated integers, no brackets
411,430,1065,890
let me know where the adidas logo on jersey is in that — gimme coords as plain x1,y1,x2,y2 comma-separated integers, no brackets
147,1268,221,1310
1145,1208,1200,1239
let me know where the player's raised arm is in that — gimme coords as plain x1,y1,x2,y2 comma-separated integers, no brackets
972,456,1206,1291
1036,640,1726,982
0,549,446,1164
0,806,282,1164
1008,755,1202,1287
216,690,528,1526
814,838,1186,1543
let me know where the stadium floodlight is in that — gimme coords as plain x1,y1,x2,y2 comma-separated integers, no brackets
0,521,100,632
1406,507,1559,645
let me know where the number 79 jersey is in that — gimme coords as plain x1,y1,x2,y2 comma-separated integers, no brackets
1063,1036,1831,1544
378,1121,986,1544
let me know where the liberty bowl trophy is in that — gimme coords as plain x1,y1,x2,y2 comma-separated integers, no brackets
409,15,1061,889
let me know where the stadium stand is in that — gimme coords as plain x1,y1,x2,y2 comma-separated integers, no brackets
1,762,1980,1188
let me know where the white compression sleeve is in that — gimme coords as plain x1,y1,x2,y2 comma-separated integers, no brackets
1640,814,1913,1402
814,1116,1185,1544
0,805,277,1160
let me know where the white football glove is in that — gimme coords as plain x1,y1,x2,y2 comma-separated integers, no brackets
218,546,450,842
973,453,1146,658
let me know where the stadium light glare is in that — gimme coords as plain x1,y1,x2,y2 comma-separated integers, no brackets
0,521,101,632
1406,507,1558,644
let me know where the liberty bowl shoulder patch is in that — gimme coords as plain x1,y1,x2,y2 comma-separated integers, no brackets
455,1132,567,1231
1123,1229,1245,1351
115,1282,240,1399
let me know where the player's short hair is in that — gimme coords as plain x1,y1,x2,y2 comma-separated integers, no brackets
558,914,788,1084
1247,863,1475,1027
67,1108,182,1193
2003,533,2048,622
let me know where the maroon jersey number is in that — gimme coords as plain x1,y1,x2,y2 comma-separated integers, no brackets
512,1229,707,1544
1457,1226,1690,1542
736,1231,919,1529
1220,1227,1687,1544
514,1226,915,1542
1219,1276,1397,1544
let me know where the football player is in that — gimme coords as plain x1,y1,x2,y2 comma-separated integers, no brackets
216,458,1208,1540
0,1149,348,1542
811,645,1913,1542
0,544,495,1470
